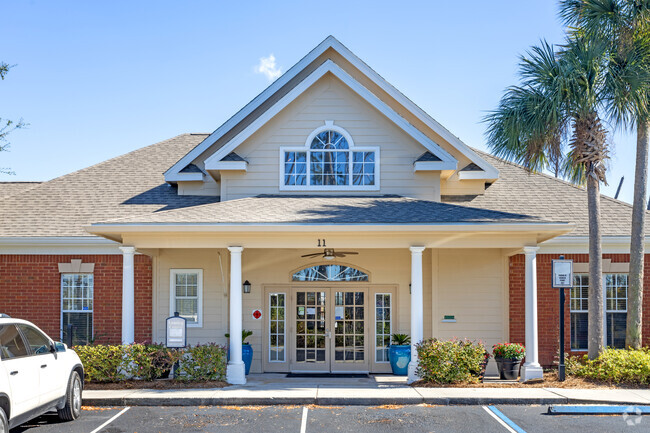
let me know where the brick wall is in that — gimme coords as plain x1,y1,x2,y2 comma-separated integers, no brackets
510,253,650,367
0,254,152,344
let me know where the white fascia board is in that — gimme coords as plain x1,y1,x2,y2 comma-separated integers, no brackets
204,60,458,168
0,236,122,255
539,235,650,254
205,160,248,171
165,36,494,182
458,170,494,180
163,37,339,182
413,161,458,172
166,172,204,182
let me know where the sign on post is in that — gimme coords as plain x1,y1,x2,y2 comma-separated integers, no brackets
166,312,187,348
552,259,573,288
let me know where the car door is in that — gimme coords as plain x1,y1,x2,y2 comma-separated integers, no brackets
0,324,38,417
16,324,63,405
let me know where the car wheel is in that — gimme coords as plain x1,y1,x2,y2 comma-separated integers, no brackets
0,406,7,433
57,371,82,421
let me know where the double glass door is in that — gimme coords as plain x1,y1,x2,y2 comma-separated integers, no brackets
291,288,367,373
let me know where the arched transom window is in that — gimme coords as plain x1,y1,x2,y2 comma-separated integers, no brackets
281,122,380,190
292,264,369,282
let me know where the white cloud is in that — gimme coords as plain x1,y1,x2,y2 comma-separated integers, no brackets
254,54,282,81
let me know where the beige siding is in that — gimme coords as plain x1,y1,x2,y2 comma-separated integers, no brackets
219,74,441,201
178,176,220,196
150,246,507,375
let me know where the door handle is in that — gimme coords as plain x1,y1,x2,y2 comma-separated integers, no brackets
41,364,47,368
9,371,18,376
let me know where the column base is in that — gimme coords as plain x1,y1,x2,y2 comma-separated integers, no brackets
226,361,246,385
520,363,543,382
407,360,419,384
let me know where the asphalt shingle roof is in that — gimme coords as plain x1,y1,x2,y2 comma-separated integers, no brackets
0,134,640,238
0,182,42,199
95,195,553,225
0,134,217,237
442,151,644,237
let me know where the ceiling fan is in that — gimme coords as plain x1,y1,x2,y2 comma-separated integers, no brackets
301,248,358,260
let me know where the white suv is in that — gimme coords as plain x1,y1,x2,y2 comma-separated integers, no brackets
0,315,84,432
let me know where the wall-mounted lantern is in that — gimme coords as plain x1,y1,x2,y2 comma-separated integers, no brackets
243,280,251,294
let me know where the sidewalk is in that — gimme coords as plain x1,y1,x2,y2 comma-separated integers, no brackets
82,373,650,407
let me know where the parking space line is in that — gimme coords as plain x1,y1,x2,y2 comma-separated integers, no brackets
483,406,526,433
89,406,130,433
300,406,308,433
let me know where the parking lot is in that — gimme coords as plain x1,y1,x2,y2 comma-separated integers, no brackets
10,404,648,433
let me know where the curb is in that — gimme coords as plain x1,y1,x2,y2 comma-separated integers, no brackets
82,396,649,407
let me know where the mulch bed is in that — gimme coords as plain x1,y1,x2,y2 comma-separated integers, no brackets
412,371,636,389
84,380,229,390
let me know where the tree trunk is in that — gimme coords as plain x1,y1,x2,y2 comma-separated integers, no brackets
627,121,649,349
587,174,604,359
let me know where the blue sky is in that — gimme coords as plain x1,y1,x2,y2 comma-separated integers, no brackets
0,0,638,203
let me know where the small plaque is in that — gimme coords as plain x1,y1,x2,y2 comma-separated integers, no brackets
252,309,262,320
552,259,573,288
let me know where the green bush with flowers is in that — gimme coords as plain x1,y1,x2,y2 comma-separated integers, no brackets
74,343,226,383
492,342,526,360
416,338,490,384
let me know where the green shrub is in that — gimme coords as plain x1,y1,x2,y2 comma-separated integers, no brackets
569,348,650,385
73,343,223,383
416,338,489,384
177,343,227,382
74,344,128,382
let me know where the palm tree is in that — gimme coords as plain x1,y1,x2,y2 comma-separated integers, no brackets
559,0,650,351
485,37,612,359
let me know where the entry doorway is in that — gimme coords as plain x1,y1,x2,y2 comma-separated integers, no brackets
262,285,396,374
291,288,367,373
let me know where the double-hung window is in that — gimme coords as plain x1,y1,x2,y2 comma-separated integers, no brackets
570,274,588,350
605,273,627,348
61,273,93,345
170,269,203,327
281,123,379,190
570,272,628,350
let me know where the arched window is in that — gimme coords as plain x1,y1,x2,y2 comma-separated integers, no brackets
281,121,379,190
292,264,369,282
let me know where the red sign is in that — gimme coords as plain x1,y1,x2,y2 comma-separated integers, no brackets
252,309,262,320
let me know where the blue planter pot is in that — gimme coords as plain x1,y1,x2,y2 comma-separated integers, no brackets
389,345,411,375
227,344,254,375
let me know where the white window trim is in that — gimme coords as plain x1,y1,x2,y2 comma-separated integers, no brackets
279,122,380,191
570,272,629,350
60,273,94,342
169,269,203,328
374,292,392,364
268,292,286,363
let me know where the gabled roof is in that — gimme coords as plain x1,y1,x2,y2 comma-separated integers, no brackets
164,36,498,182
202,60,458,171
416,152,442,162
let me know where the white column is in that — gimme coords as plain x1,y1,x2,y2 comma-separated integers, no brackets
226,246,246,385
521,246,543,382
119,246,136,345
408,246,425,384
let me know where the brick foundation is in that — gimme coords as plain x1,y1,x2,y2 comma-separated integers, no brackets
510,253,650,367
0,254,152,344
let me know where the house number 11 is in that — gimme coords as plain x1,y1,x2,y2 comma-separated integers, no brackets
317,239,327,247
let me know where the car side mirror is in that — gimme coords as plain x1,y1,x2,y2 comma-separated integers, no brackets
49,342,57,353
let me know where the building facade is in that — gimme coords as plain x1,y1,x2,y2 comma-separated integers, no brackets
1,37,648,384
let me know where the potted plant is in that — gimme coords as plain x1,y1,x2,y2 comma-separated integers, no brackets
492,342,526,380
225,330,254,375
388,333,411,375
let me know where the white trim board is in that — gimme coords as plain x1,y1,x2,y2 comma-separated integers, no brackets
164,36,497,182
203,60,458,170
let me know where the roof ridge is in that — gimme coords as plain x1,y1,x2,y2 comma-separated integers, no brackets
473,148,640,212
